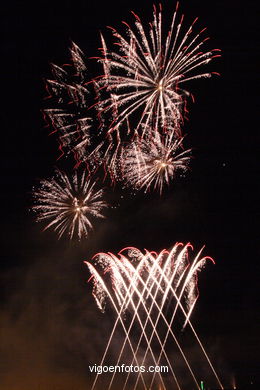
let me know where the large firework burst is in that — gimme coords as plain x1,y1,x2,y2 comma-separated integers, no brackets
120,129,191,193
32,169,107,240
94,2,220,141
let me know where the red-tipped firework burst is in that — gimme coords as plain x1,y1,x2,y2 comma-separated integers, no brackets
43,43,94,165
94,2,220,144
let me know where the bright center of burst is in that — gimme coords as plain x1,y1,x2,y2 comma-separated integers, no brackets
155,160,168,170
157,80,164,92
73,198,82,213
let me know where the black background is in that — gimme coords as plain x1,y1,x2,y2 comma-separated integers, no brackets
1,0,259,389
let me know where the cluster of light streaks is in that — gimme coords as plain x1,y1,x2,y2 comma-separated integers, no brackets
41,3,219,192
32,169,107,240
86,243,223,390
32,4,223,388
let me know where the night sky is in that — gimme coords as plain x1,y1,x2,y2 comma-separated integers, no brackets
1,0,259,389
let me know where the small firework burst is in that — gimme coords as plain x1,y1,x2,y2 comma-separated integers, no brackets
32,169,107,240
120,129,191,193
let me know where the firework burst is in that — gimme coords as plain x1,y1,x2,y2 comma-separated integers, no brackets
120,129,191,193
32,169,107,240
94,2,220,142
43,42,94,164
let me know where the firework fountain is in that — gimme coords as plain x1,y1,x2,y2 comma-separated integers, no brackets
86,244,223,390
